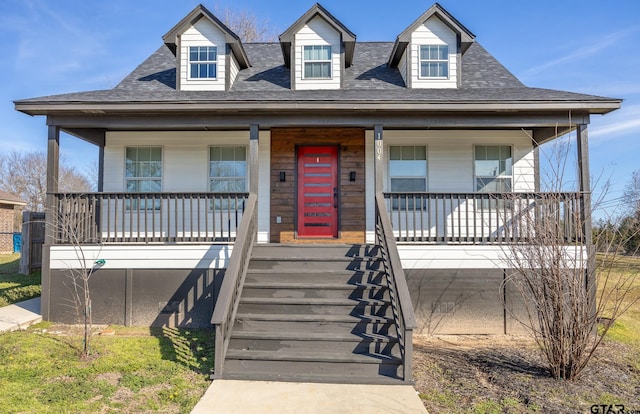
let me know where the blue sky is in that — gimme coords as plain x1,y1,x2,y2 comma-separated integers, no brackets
1,0,639,218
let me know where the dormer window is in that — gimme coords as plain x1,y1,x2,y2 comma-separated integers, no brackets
303,45,332,79
189,46,218,79
419,45,448,79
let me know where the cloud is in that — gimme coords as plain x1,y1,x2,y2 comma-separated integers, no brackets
521,27,640,79
591,104,640,135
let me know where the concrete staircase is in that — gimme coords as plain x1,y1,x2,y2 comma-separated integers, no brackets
222,244,405,384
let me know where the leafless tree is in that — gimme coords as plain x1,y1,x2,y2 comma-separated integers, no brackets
212,3,277,42
53,198,102,358
623,169,640,215
499,131,639,380
0,150,93,211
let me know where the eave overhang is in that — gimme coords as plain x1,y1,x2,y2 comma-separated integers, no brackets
15,99,622,117
162,4,251,69
389,2,475,67
279,3,357,69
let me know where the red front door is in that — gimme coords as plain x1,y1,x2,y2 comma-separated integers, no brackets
297,145,339,238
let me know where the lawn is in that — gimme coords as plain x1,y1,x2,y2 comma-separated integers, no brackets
0,253,41,307
0,324,214,413
597,254,640,351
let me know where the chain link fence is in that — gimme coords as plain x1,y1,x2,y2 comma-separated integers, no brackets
0,252,21,276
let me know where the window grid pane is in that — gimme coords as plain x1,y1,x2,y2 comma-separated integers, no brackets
303,45,332,79
419,45,449,79
189,46,217,79
474,145,513,193
209,146,247,194
388,146,428,191
125,146,162,210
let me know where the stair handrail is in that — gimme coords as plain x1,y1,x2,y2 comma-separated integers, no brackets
211,192,258,378
375,191,417,383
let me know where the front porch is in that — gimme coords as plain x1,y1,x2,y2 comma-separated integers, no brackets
51,190,584,246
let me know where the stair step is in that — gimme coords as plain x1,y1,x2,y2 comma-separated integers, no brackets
235,313,394,323
252,244,381,259
243,282,386,290
226,349,402,364
218,371,405,385
231,330,398,342
237,297,392,315
242,282,389,300
245,271,387,285
248,258,383,272
221,359,402,381
234,314,398,335
240,297,389,306
229,333,400,355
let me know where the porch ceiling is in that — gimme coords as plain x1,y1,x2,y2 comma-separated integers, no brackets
45,110,592,134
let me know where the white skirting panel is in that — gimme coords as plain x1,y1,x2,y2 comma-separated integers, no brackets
398,244,586,269
50,245,232,270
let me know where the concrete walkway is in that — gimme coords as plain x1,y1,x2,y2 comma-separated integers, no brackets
190,380,428,414
0,297,42,333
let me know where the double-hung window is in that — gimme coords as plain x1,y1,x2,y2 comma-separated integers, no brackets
210,146,247,209
303,45,332,79
189,46,217,79
475,145,513,209
389,146,427,209
419,45,449,79
474,145,513,193
125,147,162,210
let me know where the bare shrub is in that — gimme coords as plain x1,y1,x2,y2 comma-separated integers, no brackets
500,131,639,380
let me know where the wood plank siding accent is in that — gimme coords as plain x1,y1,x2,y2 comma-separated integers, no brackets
270,128,365,243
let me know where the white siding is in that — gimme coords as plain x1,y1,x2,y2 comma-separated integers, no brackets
382,130,534,192
104,131,250,193
398,49,408,86
364,129,535,243
229,52,240,87
293,16,341,90
50,245,232,270
257,130,271,243
103,132,250,239
410,17,457,89
179,18,226,91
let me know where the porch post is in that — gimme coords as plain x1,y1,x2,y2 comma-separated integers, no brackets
97,145,105,192
532,138,540,193
576,124,596,318
42,125,60,320
249,124,259,194
576,124,592,246
374,125,384,193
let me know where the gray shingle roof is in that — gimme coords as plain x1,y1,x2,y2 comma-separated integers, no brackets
16,41,617,105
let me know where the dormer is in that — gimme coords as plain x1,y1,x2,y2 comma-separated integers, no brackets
388,3,475,89
162,4,250,91
279,3,356,90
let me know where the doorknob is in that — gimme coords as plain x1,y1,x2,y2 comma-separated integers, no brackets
333,187,338,208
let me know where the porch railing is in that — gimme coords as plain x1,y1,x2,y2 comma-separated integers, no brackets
52,192,249,244
375,192,417,383
383,192,583,244
211,193,257,378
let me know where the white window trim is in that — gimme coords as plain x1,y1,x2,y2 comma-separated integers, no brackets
418,44,450,80
473,144,514,193
188,46,219,81
208,145,249,193
302,45,333,80
387,145,429,192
